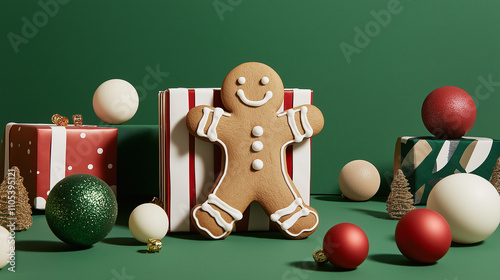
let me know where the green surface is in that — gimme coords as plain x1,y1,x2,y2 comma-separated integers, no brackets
2,0,500,195
1,195,499,279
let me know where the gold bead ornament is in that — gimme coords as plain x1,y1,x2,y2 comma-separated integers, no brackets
147,238,162,253
72,114,83,126
51,114,69,126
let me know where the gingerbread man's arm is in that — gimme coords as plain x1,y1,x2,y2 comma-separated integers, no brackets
278,104,324,142
186,105,231,142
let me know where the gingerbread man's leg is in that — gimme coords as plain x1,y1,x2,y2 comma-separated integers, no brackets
261,107,319,239
260,164,319,239
189,107,245,239
192,193,243,239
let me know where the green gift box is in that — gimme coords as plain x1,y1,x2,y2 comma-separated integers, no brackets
393,136,500,205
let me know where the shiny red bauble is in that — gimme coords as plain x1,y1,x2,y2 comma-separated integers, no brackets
395,208,452,263
323,223,369,269
421,86,476,139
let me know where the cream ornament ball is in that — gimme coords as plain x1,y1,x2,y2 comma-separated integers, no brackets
427,173,500,244
129,203,169,243
0,226,11,269
93,79,139,124
338,160,380,201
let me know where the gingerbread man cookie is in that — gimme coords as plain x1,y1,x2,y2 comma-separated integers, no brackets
186,62,324,239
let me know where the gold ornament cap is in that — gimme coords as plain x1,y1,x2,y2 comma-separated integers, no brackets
313,249,328,264
150,197,164,209
147,238,162,253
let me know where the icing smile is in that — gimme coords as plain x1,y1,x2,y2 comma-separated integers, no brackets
237,89,273,107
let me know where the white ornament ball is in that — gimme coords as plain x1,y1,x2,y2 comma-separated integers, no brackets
427,173,500,244
129,203,169,243
338,160,380,201
0,226,12,269
93,79,139,124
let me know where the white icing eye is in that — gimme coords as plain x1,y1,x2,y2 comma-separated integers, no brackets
261,76,269,85
238,77,246,85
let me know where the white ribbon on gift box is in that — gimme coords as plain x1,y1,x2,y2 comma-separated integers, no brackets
49,126,67,194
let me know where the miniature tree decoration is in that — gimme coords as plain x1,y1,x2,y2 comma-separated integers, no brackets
0,166,33,230
386,169,416,219
489,157,500,195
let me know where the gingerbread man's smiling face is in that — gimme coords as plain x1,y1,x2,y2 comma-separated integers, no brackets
221,62,285,113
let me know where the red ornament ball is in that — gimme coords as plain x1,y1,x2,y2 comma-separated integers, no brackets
395,208,452,263
421,86,476,139
323,223,369,269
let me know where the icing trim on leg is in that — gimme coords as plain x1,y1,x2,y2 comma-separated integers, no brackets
207,194,243,221
270,198,303,222
270,198,318,236
193,194,243,239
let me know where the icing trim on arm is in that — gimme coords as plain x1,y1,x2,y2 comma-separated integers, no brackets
196,107,231,142
237,89,273,107
278,106,314,142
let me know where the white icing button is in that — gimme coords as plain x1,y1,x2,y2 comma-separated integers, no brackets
252,141,263,152
252,126,264,137
238,77,246,85
97,148,103,154
261,76,269,85
252,159,264,171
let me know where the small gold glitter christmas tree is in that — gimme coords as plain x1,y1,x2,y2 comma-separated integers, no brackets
386,169,416,219
489,157,500,195
0,166,33,230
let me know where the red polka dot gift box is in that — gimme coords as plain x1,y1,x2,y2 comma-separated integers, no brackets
1,123,117,210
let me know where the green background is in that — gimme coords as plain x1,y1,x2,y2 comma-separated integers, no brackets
2,0,500,195
1,1,500,279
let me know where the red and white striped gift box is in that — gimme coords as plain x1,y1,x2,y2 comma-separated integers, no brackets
159,88,313,232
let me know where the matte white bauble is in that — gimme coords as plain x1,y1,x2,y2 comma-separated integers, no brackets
0,226,11,269
93,79,139,124
427,173,500,244
129,203,169,243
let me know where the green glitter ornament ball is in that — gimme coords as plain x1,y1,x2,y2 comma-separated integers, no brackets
45,174,118,247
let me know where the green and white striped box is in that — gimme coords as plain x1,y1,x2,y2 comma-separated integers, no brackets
394,136,500,205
